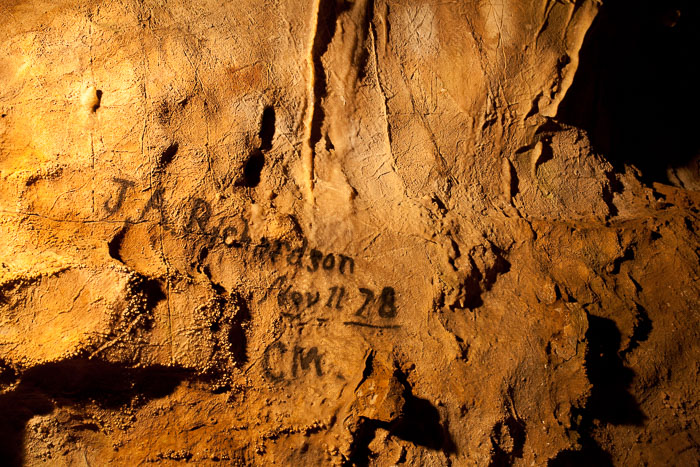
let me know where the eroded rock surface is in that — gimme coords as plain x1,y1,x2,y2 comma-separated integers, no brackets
0,0,698,465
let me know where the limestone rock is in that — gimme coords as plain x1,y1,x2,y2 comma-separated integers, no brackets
0,0,698,465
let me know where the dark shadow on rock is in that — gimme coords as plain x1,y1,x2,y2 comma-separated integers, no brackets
549,315,646,466
345,417,381,467
391,368,457,454
548,438,613,467
344,368,456,466
236,105,276,188
557,0,700,184
461,249,511,310
0,359,18,388
137,277,167,313
228,292,251,366
586,316,646,426
489,415,526,466
0,358,193,466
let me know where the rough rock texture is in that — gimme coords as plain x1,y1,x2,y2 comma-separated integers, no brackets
0,0,698,465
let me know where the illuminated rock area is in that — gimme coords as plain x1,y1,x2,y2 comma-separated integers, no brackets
0,0,698,465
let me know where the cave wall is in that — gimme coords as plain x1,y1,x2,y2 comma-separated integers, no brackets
0,0,698,465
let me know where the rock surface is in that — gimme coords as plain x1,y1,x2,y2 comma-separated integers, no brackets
0,0,698,465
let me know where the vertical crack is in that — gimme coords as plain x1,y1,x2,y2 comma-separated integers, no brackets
369,16,392,152
302,0,350,201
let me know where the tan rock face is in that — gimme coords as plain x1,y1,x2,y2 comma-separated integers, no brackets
1,0,698,465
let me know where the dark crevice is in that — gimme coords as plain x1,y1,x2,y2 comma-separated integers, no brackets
455,335,469,362
107,226,127,263
355,0,376,82
506,159,519,199
609,246,634,275
134,277,167,312
457,247,511,310
557,0,700,184
354,350,375,392
237,106,276,188
159,142,178,167
308,0,352,155
324,134,335,151
460,258,485,309
227,292,251,366
447,237,461,271
483,248,511,287
92,90,102,112
602,171,623,217
195,246,210,274
0,359,194,467
259,106,276,151
202,265,226,296
240,151,265,187
431,194,448,214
